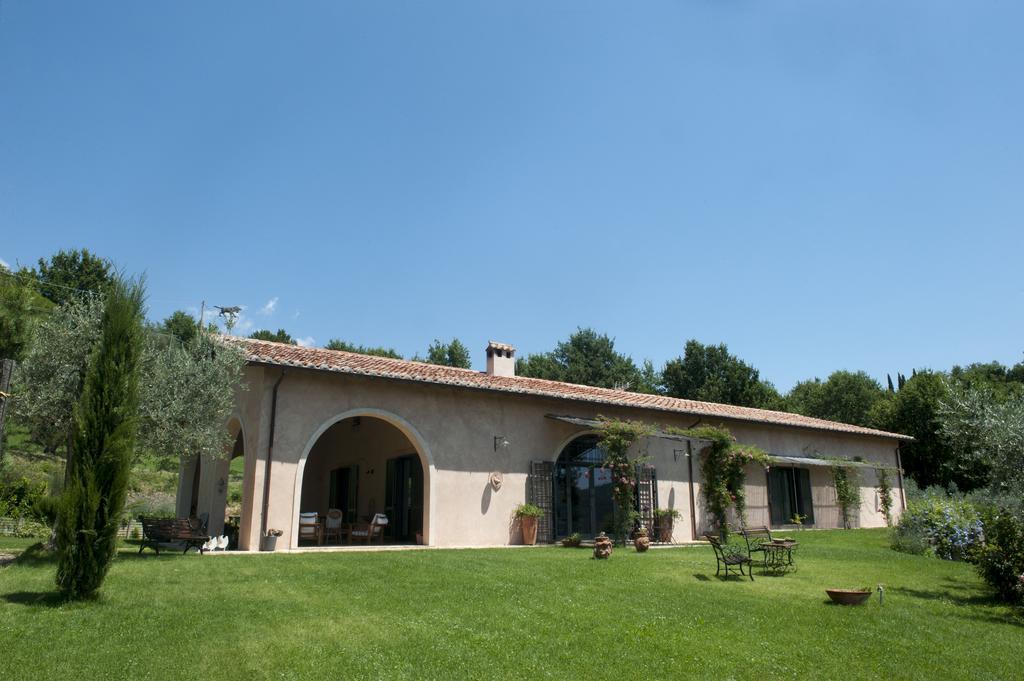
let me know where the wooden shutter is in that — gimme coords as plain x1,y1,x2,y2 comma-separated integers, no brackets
635,464,657,532
528,461,554,543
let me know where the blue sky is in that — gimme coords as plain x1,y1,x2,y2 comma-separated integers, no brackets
2,2,1021,391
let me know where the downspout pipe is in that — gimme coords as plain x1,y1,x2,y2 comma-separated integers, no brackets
260,369,286,538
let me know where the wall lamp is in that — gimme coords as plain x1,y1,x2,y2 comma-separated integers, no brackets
494,436,510,452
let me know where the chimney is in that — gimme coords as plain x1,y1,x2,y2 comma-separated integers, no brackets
485,341,516,377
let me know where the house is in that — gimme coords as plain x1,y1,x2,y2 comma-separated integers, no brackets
177,338,911,550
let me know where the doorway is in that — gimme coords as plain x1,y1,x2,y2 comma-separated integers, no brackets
385,454,423,542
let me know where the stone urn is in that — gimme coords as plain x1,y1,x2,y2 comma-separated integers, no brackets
634,526,650,553
593,532,613,559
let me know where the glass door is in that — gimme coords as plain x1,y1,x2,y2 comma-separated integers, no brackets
384,454,423,542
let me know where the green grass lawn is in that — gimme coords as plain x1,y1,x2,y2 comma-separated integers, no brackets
0,529,1019,680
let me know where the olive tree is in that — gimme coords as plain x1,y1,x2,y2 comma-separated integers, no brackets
13,295,105,455
14,297,246,469
136,332,247,465
941,384,1024,504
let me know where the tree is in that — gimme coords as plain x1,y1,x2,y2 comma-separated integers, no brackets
136,332,247,467
950,361,1024,401
32,248,113,306
425,338,472,369
15,297,246,469
160,310,199,345
635,359,664,395
325,339,402,359
872,371,954,490
0,273,53,361
941,384,1024,507
517,328,644,390
56,277,144,599
249,328,295,344
0,274,52,466
785,370,885,427
662,340,781,409
13,295,105,455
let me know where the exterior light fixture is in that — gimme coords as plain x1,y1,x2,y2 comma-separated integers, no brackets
493,436,510,452
673,449,687,463
217,477,227,495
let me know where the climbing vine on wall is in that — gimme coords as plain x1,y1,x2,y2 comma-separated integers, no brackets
876,468,894,527
670,425,768,539
596,417,654,545
831,464,861,529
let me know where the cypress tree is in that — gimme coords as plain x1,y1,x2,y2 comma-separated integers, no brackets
56,277,144,599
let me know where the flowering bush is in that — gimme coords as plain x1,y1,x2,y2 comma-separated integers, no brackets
975,507,1024,604
597,418,654,545
892,494,984,561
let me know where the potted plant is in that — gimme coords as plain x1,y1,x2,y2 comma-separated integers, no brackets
634,525,650,553
561,532,582,548
654,508,681,543
261,528,283,552
515,503,544,545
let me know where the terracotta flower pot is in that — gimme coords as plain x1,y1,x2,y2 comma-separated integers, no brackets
634,527,650,553
593,532,613,559
657,520,673,543
826,589,872,606
521,516,538,545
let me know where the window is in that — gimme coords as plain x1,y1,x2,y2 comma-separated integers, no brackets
768,467,814,526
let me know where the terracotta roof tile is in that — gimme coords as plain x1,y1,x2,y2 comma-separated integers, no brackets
223,336,913,441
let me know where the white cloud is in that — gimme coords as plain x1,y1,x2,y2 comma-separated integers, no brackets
296,336,316,347
0,257,9,270
260,297,279,316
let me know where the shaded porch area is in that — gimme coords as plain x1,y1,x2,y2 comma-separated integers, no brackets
297,415,425,547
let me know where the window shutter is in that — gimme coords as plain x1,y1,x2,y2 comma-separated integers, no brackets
528,461,554,543
635,464,657,532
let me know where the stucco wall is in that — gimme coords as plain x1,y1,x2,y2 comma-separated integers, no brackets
187,364,904,549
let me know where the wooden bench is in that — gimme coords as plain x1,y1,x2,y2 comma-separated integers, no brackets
139,517,210,555
705,534,754,580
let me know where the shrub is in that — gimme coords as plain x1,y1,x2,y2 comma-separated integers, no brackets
975,507,1024,604
0,477,47,520
56,277,144,600
561,533,582,548
891,494,984,561
514,503,545,519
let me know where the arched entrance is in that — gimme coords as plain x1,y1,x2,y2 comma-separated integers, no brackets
553,435,616,538
552,433,659,540
223,428,245,548
294,413,430,547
